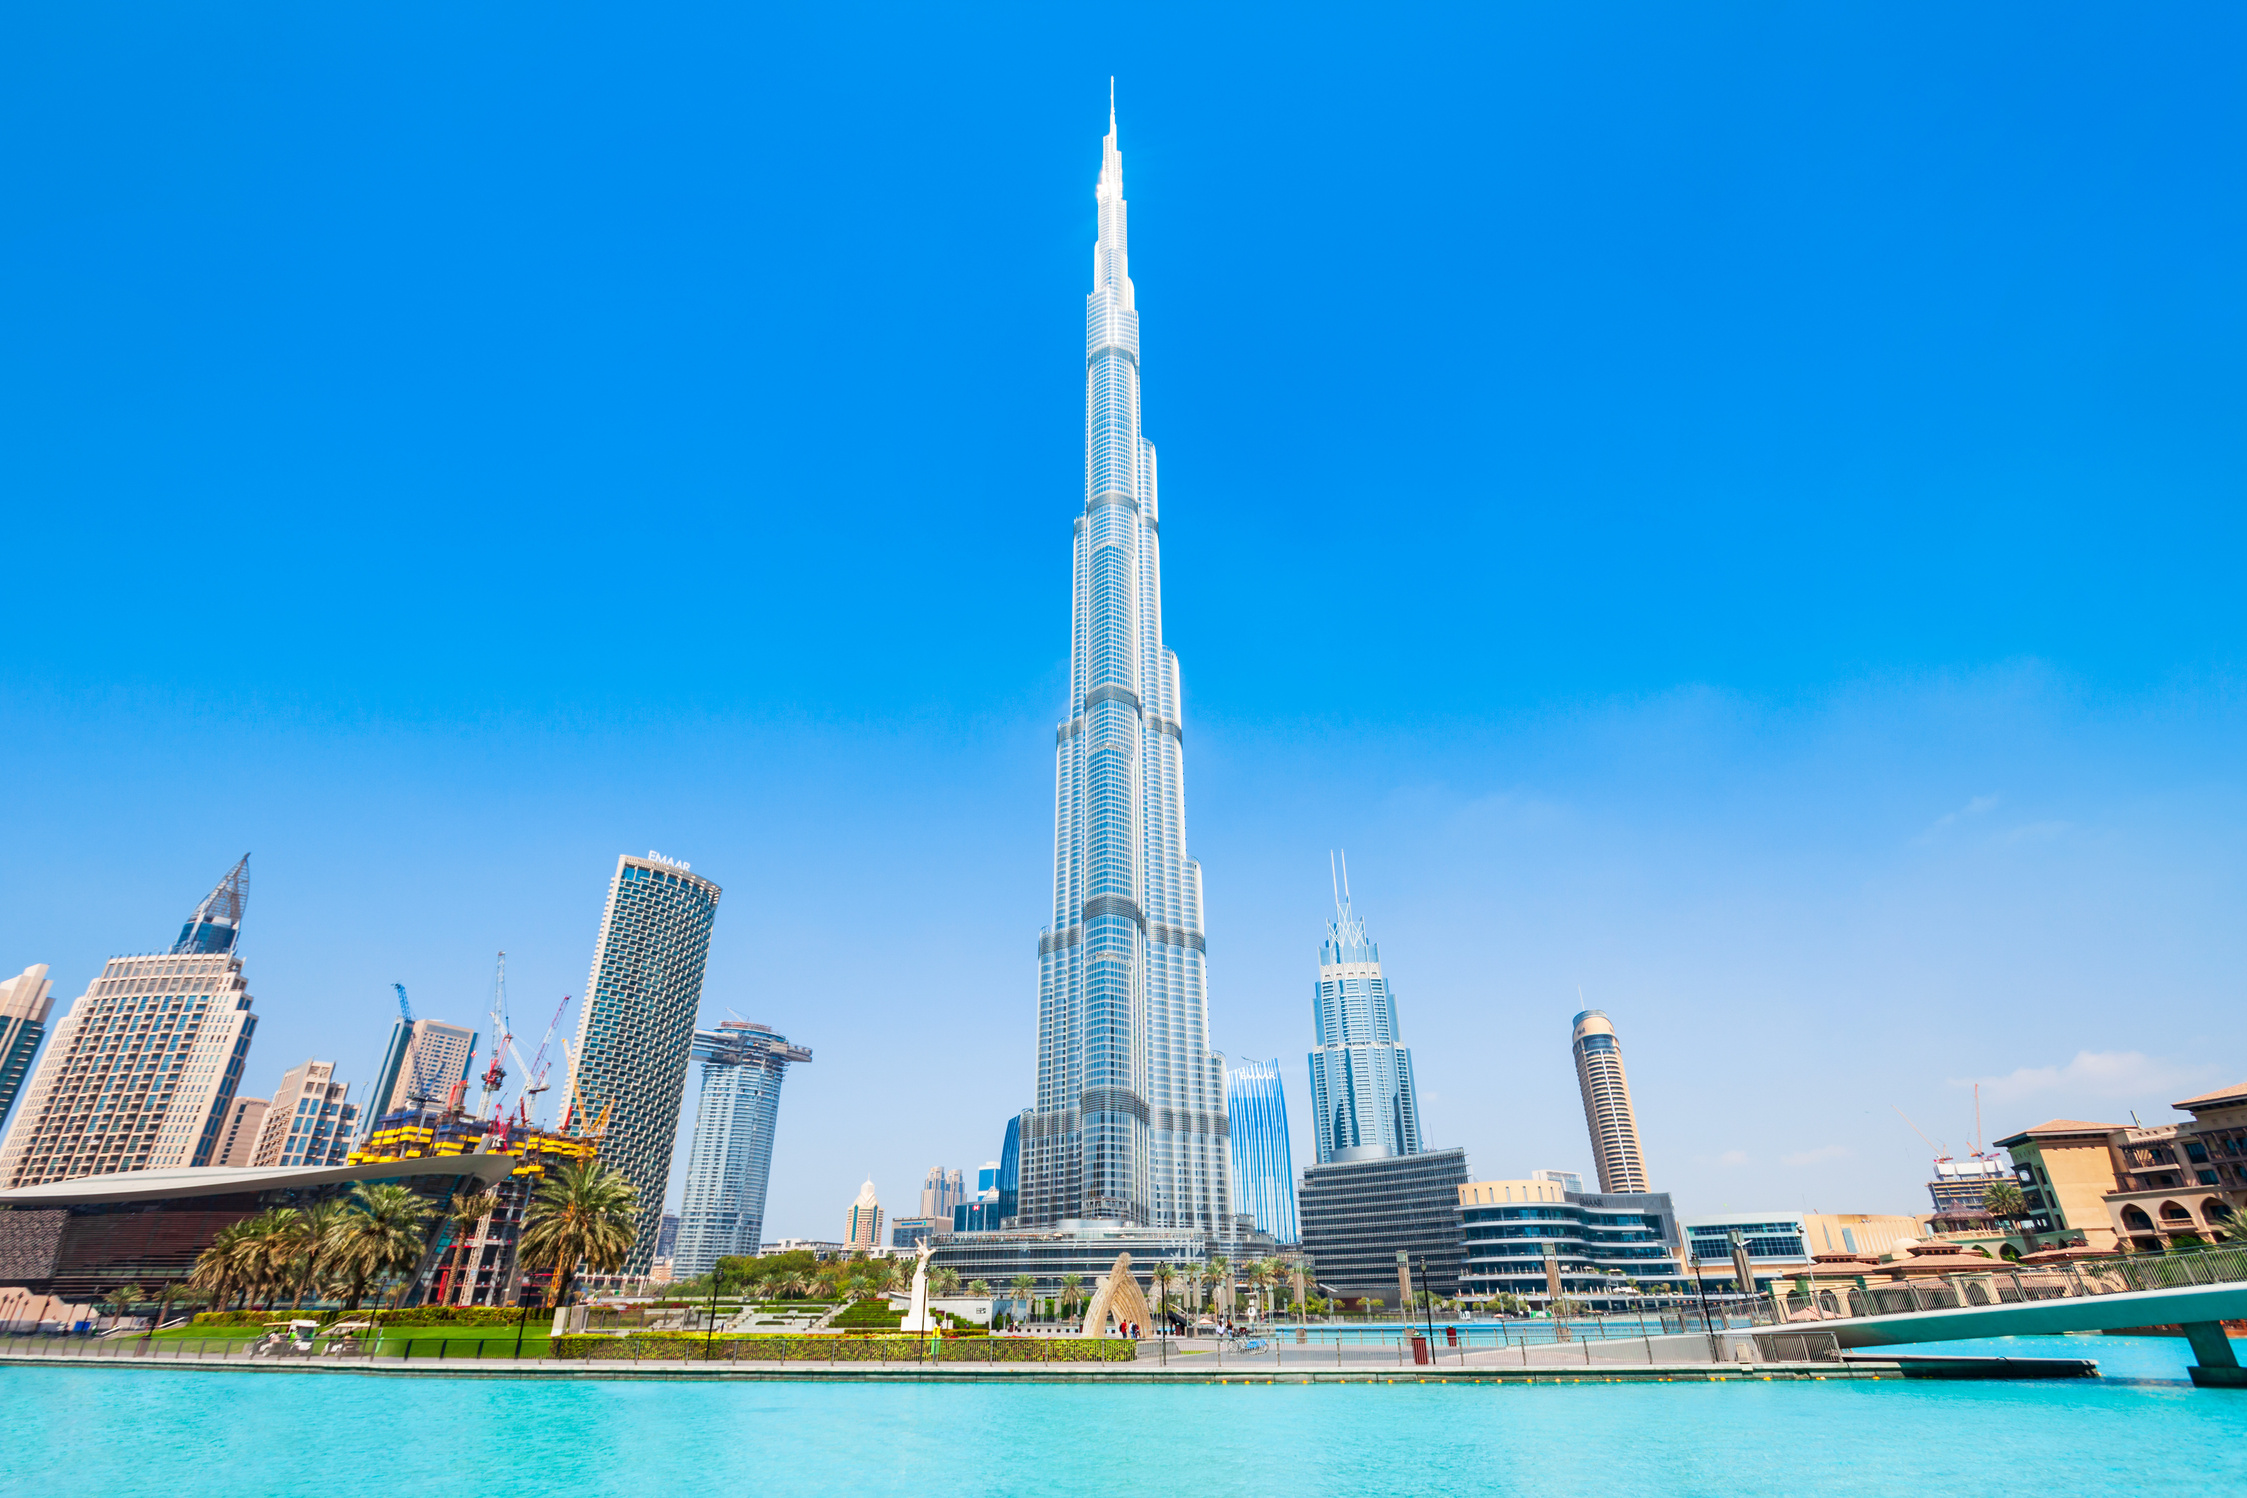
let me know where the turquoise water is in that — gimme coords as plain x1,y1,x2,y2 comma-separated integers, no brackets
5,1336,2241,1497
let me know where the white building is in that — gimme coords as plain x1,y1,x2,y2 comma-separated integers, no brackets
844,1178,883,1249
0,858,260,1186
250,1059,357,1168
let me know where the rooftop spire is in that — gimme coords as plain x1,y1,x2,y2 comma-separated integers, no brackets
173,853,250,955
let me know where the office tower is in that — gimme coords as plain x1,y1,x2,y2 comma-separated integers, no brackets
250,1060,357,1168
1297,1148,1470,1300
920,1166,966,1222
1307,860,1423,1163
844,1178,883,1250
0,857,260,1186
1225,1059,1300,1243
0,965,56,1130
213,1095,269,1167
1571,1010,1649,1193
672,1020,812,1278
367,1014,477,1128
1020,100,1232,1233
561,852,723,1273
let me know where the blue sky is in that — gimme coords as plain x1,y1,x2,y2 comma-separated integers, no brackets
3,3,2242,1236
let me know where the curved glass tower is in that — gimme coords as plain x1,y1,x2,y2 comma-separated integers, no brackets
1308,865,1423,1164
673,1020,811,1277
1020,101,1232,1232
1226,1058,1300,1243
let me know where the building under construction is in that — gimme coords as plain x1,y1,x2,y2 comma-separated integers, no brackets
348,1103,599,1306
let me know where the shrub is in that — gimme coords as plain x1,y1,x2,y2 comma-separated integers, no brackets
548,1333,1136,1363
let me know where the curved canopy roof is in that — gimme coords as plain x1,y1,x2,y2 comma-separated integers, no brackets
0,1153,511,1207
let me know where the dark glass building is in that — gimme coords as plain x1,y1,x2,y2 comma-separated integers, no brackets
1298,1146,1469,1301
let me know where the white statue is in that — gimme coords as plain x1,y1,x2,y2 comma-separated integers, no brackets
900,1240,937,1332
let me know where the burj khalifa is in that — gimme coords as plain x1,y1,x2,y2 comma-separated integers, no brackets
1017,100,1234,1233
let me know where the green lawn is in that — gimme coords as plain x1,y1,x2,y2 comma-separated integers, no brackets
143,1324,556,1357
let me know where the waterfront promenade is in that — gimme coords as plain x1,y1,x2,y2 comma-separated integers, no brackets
0,1332,1891,1384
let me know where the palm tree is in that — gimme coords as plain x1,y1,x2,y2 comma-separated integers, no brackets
435,1189,501,1307
518,1159,638,1308
286,1202,349,1311
1150,1262,1174,1321
236,1209,301,1310
1009,1273,1035,1324
191,1221,254,1312
930,1266,962,1298
330,1183,433,1312
967,1278,990,1298
1984,1182,2032,1242
1060,1273,1085,1321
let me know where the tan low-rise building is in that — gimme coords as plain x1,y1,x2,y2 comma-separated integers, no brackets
2102,1082,2247,1251
1992,1118,2128,1251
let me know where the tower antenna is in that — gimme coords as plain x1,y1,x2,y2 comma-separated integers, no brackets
1340,849,1352,904
1974,1083,1983,1155
1329,851,1341,910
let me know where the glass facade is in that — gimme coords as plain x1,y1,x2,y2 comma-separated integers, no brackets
1458,1183,1685,1304
1225,1058,1299,1243
1297,1147,1469,1299
562,852,723,1274
1307,882,1422,1164
1021,104,1231,1233
672,1020,809,1278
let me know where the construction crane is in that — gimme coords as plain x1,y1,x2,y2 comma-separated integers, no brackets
476,951,511,1119
393,983,413,1023
1893,1104,1948,1160
513,994,571,1125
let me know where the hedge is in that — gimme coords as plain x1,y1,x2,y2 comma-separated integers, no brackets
191,1306,538,1329
549,1333,1137,1363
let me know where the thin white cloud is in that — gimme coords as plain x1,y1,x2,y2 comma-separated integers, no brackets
1955,1050,2221,1107
1780,1144,1849,1167
1916,793,1999,842
1717,1149,1750,1167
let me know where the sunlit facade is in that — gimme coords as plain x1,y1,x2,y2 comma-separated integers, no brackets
1307,876,1422,1164
1571,1009,1649,1193
1019,101,1232,1233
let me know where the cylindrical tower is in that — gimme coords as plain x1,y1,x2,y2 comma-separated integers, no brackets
1570,1010,1649,1193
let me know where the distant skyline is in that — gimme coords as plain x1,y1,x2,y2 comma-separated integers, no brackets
3,4,2243,1234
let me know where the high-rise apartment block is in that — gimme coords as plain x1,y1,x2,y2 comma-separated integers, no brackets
0,965,57,1130
561,852,722,1274
367,1014,477,1125
1308,865,1422,1164
213,1095,269,1167
0,858,260,1186
1020,104,1233,1233
920,1166,966,1222
844,1178,882,1250
250,1060,357,1168
672,1020,811,1278
1570,1010,1649,1193
1226,1058,1300,1243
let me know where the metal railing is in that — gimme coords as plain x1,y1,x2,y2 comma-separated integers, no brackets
1767,1244,2247,1323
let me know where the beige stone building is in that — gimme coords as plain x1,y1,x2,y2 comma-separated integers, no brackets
1991,1118,2129,1251
2101,1082,2247,1251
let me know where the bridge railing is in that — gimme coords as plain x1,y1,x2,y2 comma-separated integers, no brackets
1767,1244,2247,1323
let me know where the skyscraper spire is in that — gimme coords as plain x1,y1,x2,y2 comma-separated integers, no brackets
173,854,250,955
1018,97,1232,1233
1309,865,1422,1161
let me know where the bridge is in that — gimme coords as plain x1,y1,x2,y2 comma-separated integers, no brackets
1770,1245,2247,1388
